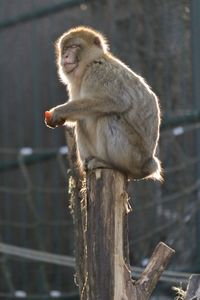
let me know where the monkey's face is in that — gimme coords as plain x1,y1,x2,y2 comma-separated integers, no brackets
58,36,97,75
56,28,108,79
59,39,82,74
62,45,80,74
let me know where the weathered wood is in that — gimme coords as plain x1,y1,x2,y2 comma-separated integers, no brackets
131,242,175,299
185,274,200,300
82,169,175,300
85,169,128,299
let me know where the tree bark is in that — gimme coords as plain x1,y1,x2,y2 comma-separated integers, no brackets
76,169,174,300
85,169,129,300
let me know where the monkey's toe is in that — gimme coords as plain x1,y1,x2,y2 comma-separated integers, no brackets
83,156,95,171
86,157,112,170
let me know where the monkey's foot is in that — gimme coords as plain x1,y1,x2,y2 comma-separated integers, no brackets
84,157,112,171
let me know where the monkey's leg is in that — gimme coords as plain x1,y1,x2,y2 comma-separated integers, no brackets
126,155,161,180
141,156,162,180
85,157,112,171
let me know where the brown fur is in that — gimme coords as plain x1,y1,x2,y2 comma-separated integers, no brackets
46,26,162,181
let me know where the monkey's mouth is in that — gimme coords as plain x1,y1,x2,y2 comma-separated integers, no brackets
62,62,78,74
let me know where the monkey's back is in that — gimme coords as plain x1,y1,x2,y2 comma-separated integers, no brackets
81,53,160,154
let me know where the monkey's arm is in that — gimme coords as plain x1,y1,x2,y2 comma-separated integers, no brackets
46,96,131,128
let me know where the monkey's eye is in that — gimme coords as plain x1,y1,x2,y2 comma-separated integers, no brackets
62,44,80,53
70,44,82,49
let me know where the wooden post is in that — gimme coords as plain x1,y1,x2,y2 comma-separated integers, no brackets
70,168,175,300
85,169,128,299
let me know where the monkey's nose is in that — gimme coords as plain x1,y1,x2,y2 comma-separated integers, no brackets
62,56,69,66
62,52,75,65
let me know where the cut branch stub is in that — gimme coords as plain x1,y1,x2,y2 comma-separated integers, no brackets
132,242,175,299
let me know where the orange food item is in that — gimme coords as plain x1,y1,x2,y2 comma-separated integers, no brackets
45,111,52,122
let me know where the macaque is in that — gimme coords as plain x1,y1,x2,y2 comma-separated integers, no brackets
45,26,162,180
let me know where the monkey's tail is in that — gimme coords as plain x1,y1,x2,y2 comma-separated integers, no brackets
142,156,163,182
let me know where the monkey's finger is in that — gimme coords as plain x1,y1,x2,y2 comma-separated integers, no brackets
45,121,56,129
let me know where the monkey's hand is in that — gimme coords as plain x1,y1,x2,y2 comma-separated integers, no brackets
44,108,66,129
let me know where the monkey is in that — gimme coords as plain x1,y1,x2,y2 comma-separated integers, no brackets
45,26,162,181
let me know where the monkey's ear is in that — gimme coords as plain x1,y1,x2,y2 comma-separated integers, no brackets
94,34,109,52
94,36,102,48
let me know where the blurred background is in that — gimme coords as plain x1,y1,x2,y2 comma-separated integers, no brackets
0,0,200,299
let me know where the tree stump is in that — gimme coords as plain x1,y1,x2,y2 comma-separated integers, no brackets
70,167,175,300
